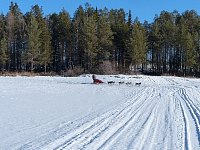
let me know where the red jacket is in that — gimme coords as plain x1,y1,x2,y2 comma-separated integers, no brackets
94,79,104,84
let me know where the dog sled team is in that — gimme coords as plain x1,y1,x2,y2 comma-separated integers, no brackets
92,74,141,86
107,81,141,86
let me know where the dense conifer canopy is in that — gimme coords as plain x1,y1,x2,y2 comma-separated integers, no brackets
0,2,200,76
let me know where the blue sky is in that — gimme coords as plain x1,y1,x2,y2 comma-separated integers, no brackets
0,0,200,23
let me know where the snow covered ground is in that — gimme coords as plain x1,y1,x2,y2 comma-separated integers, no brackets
0,74,200,150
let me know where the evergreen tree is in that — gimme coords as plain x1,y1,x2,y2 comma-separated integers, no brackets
31,5,52,73
127,19,147,71
156,11,175,73
58,9,71,70
143,20,151,71
150,18,163,73
39,21,52,73
183,32,197,75
48,13,61,72
27,14,41,72
175,16,187,73
97,8,113,67
196,19,200,72
109,9,129,73
72,6,85,69
124,10,133,72
83,10,98,72
0,14,6,40
7,2,25,71
0,37,8,71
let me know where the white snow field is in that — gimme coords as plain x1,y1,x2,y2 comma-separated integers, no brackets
0,75,200,150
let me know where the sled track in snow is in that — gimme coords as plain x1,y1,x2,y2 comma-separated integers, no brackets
41,79,200,150
171,87,200,150
96,88,158,150
14,76,200,150
174,96,188,150
42,87,159,150
179,88,200,146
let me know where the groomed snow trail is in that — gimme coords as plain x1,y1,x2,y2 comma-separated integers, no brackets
41,76,200,150
0,75,200,150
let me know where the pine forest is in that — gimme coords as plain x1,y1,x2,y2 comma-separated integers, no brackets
1,2,200,77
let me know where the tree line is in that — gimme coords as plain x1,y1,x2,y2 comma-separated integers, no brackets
0,2,200,76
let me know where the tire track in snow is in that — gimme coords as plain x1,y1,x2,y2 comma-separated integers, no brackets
48,84,184,150
18,85,145,150
42,87,150,150
173,88,200,150
39,76,200,150
61,87,154,150
161,96,174,150
96,88,158,150
178,88,200,147
128,94,160,150
145,90,173,150
179,101,189,150
178,98,189,150
100,86,175,150
174,96,185,150
164,77,200,149
131,87,175,150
